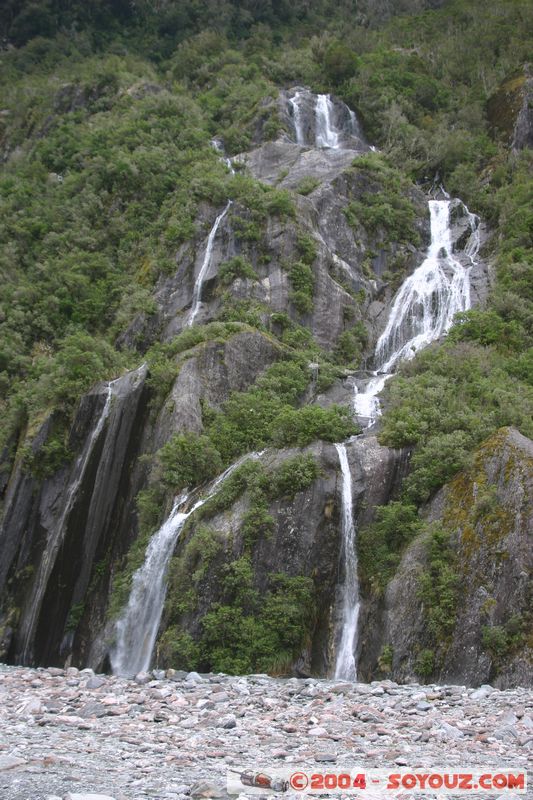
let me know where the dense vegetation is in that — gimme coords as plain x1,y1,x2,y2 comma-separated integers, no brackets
0,0,531,674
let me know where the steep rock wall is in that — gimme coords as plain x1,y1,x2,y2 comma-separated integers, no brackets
366,427,532,688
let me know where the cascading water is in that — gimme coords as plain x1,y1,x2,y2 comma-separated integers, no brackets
333,198,480,678
20,380,118,663
333,443,360,681
187,200,232,327
315,94,339,149
288,88,364,150
354,199,480,426
211,138,235,175
111,452,262,676
289,90,305,145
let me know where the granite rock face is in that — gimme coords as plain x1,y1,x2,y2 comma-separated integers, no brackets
156,436,408,678
487,64,533,151
366,428,533,688
0,86,498,681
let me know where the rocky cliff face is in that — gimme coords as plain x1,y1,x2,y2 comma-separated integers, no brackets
487,64,533,151
0,85,509,685
362,427,532,688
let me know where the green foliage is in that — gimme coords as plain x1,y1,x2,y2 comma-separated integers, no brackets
158,629,200,671
288,260,315,315
359,501,422,595
379,342,533,502
334,321,367,366
481,615,527,664
417,524,459,642
217,256,257,286
21,419,71,478
159,432,223,491
296,176,320,196
136,485,167,536
200,567,315,674
206,358,310,461
415,648,435,680
296,232,318,265
322,39,359,84
272,404,358,448
378,644,393,675
271,453,320,498
65,602,85,632
344,155,421,246
241,505,275,547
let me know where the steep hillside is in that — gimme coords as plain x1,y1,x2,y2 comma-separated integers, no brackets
0,0,531,685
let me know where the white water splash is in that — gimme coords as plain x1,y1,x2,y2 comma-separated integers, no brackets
353,199,477,426
111,452,262,676
333,443,360,681
289,90,306,145
211,138,235,175
315,94,339,149
20,380,118,663
188,200,232,327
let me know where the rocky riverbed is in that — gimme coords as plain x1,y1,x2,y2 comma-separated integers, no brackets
0,665,530,800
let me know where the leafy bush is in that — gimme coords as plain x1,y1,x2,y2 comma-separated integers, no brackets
272,404,358,447
334,321,367,366
415,649,435,680
271,453,320,498
217,255,257,286
288,260,315,315
200,566,315,674
159,433,223,490
417,524,459,642
359,501,422,595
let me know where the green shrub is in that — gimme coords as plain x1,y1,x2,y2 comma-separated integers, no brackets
415,649,435,680
199,568,315,674
296,177,320,196
271,453,320,498
272,404,358,447
218,256,257,286
417,524,459,642
359,501,422,594
159,433,223,490
334,321,368,366
288,260,315,315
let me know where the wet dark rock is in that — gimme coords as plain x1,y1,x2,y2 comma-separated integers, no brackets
487,64,533,151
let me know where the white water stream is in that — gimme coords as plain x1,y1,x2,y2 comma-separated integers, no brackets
333,443,360,681
187,200,232,327
333,199,480,679
111,452,262,676
21,380,118,663
353,199,480,427
315,94,340,149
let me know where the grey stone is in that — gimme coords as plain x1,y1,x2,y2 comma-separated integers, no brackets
471,685,494,700
85,676,106,690
0,755,26,770
218,713,237,729
190,781,229,799
187,671,205,683
63,795,117,800
314,753,337,762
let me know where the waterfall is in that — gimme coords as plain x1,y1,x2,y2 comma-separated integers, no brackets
20,380,117,663
333,443,360,681
187,200,232,327
111,452,262,676
289,89,361,149
289,90,305,145
211,138,235,175
315,94,340,149
353,199,478,426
